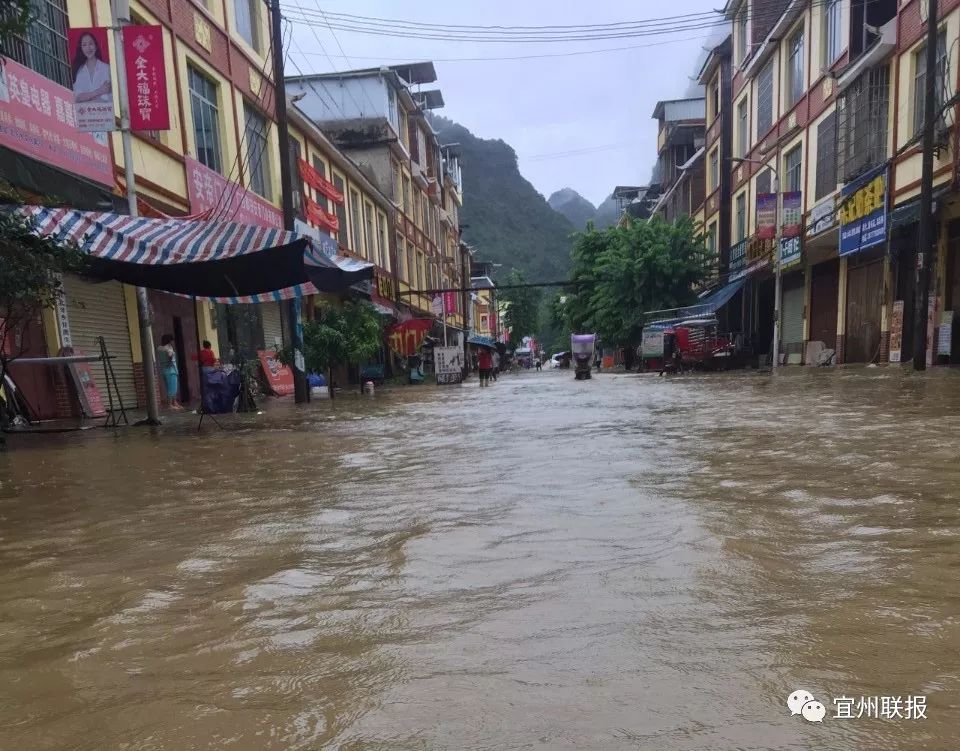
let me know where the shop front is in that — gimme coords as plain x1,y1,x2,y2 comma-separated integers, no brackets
149,291,200,407
779,236,804,364
803,195,841,364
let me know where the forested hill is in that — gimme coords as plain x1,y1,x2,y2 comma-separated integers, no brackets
431,116,575,283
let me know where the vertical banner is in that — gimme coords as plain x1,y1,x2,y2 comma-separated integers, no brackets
781,191,802,237
443,291,457,315
755,193,777,239
888,300,904,363
67,27,115,132
122,25,170,131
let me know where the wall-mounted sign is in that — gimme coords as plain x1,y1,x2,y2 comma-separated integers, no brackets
67,27,116,132
728,238,748,280
840,166,888,257
889,300,904,363
808,195,837,237
0,59,112,183
186,156,283,228
780,236,802,268
782,191,802,237
122,25,169,131
435,345,463,384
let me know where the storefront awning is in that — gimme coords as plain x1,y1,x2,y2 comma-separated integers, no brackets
644,278,745,323
15,205,372,300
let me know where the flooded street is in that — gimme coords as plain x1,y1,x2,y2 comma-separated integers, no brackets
1,368,959,750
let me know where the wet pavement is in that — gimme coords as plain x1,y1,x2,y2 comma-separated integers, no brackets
1,367,959,750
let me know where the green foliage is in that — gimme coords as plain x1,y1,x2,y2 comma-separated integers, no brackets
300,300,382,375
0,0,32,49
432,116,575,283
561,216,713,348
0,185,89,371
500,268,541,343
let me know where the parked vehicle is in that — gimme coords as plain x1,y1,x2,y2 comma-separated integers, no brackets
640,318,738,373
571,334,596,380
550,351,570,368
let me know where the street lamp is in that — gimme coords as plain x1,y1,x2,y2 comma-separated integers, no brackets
730,156,782,371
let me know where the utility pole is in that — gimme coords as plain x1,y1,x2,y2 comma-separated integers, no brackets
269,0,307,401
112,0,161,424
912,0,939,370
772,171,782,371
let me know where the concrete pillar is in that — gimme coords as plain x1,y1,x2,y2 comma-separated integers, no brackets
801,265,812,364
879,254,892,363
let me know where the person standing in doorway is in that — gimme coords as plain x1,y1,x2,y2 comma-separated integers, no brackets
477,347,492,387
157,334,183,411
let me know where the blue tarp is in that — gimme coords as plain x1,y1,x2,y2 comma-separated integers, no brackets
645,278,745,325
468,335,497,349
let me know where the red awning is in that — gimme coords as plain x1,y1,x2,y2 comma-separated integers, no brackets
298,159,344,204
304,195,340,233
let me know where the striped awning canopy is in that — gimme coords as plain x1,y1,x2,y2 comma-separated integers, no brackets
17,206,372,301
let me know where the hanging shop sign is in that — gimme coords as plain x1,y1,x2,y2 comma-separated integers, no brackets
756,193,777,240
728,238,748,280
186,156,284,228
122,25,169,131
0,59,112,183
782,191,802,238
434,345,464,384
386,319,433,357
257,350,294,396
67,27,116,132
293,218,338,258
808,195,837,237
888,300,904,362
443,291,457,316
839,166,888,257
780,236,802,269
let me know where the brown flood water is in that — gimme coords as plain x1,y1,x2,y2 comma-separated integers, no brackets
0,367,958,750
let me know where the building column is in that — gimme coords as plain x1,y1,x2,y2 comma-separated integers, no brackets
879,254,892,363
836,257,848,364
802,265,812,364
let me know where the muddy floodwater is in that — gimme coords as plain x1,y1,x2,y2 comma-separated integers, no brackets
1,368,959,750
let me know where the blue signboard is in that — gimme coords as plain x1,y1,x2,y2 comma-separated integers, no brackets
728,238,748,280
839,166,888,257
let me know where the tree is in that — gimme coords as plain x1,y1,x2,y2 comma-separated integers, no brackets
297,300,382,399
0,0,32,46
564,216,713,351
0,186,88,416
500,268,541,344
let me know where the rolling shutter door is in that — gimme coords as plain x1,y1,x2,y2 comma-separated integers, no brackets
62,277,137,408
260,302,284,352
781,275,805,362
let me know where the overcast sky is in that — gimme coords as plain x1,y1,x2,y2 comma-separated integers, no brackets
286,0,727,207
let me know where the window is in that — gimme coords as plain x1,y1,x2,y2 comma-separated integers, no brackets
784,145,802,192
391,160,401,203
710,79,720,123
364,201,375,263
396,236,406,279
4,0,70,87
706,223,717,257
243,103,270,198
377,213,389,271
422,190,430,230
837,64,889,181
289,139,302,216
735,8,748,66
188,66,223,173
387,87,399,132
735,192,746,242
709,148,719,192
349,189,363,254
333,174,347,246
823,0,842,66
233,0,260,52
407,245,415,287
757,59,774,137
787,27,805,106
756,168,772,196
312,156,328,210
815,111,837,199
913,31,947,137
737,97,749,157
403,177,412,216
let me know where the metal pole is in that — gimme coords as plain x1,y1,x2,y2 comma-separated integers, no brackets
772,171,782,371
441,285,448,347
112,0,160,424
269,0,307,402
912,0,939,370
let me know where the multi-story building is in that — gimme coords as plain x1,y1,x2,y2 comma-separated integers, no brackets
718,0,960,367
2,0,290,415
286,62,467,344
649,98,706,223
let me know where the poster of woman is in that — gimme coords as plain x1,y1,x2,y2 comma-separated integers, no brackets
67,27,116,132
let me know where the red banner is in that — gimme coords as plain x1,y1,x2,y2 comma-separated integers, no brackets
257,350,294,396
298,159,344,204
123,25,169,131
304,195,340,232
186,156,283,227
386,319,434,357
67,27,115,132
0,59,112,184
443,291,457,315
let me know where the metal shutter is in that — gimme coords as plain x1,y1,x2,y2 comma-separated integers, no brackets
62,277,137,409
781,278,805,363
260,302,284,352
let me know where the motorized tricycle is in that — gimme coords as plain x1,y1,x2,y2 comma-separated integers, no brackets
571,334,596,380
640,318,738,373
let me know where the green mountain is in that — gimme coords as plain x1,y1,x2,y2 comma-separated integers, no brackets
431,116,575,283
548,188,596,230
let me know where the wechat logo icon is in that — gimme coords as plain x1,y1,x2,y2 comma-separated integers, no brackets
788,689,826,723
